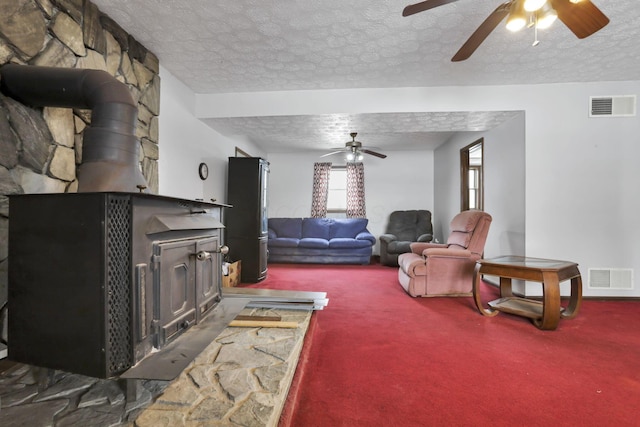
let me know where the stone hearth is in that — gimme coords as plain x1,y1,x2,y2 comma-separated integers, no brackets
0,308,311,427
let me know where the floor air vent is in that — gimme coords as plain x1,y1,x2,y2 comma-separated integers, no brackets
589,95,636,117
588,268,633,289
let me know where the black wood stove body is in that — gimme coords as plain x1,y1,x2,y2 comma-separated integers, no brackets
8,192,229,379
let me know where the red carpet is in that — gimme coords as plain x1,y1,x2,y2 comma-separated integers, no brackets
243,263,640,426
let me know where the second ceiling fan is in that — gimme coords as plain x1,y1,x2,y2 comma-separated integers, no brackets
321,133,387,161
402,0,610,61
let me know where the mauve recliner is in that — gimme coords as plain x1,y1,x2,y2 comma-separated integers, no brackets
397,210,492,297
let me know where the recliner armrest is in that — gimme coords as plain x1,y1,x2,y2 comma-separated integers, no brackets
416,233,433,242
379,233,397,244
356,231,376,245
424,247,471,259
409,242,446,254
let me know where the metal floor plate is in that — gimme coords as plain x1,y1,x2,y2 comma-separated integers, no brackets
222,287,328,309
120,297,250,381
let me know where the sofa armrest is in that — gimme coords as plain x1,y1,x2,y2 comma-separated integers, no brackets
416,233,433,242
268,229,277,239
424,247,471,259
379,233,397,244
356,231,376,245
410,242,447,254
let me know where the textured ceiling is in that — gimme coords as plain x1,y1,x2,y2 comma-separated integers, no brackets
202,111,522,153
91,0,639,153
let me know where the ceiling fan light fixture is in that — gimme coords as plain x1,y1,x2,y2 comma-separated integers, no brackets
536,4,558,29
345,151,364,162
523,0,547,12
506,1,527,32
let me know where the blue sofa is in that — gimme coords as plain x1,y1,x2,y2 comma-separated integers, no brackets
268,217,376,264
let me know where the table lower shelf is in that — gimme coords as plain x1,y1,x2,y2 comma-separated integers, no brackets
488,297,564,320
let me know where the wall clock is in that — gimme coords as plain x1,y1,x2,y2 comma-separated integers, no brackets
198,162,209,180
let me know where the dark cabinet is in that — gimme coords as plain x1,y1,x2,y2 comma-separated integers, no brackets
226,157,269,282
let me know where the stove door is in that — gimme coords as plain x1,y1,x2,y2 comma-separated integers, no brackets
151,235,222,349
152,239,198,348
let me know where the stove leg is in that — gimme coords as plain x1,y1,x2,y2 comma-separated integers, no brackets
118,378,142,402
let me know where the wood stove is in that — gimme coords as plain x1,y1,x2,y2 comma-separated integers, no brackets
2,64,251,383
8,192,230,379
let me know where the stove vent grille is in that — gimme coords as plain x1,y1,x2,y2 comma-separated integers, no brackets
106,195,133,375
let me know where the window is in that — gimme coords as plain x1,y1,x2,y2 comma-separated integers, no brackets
326,166,347,213
460,139,483,211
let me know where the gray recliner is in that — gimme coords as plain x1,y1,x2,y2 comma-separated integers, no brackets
379,210,433,267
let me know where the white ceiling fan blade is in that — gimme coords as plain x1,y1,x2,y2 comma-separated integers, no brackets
320,150,345,158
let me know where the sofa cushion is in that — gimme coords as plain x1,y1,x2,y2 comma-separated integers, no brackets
330,218,368,239
329,238,372,249
268,238,300,248
302,218,332,239
268,218,302,238
299,238,330,249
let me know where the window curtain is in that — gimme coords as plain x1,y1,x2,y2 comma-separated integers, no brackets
310,162,332,218
346,162,366,218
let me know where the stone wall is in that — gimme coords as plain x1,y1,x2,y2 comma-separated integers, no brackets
0,0,161,335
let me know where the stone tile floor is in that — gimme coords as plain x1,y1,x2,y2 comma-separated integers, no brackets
0,308,311,427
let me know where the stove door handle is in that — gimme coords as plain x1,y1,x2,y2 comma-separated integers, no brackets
195,245,228,261
195,251,211,261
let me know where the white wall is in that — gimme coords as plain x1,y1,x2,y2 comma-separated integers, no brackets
433,114,527,293
267,150,435,254
158,66,265,202
434,113,526,259
180,79,640,297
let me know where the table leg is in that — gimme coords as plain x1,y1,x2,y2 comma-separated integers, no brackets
473,263,499,317
561,274,583,319
533,272,561,330
500,277,513,297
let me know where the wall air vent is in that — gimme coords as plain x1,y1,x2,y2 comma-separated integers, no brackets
589,95,636,117
588,268,634,289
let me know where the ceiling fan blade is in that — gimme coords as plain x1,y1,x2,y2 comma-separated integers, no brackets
320,150,346,158
362,149,387,159
451,1,512,62
550,0,609,39
402,0,460,17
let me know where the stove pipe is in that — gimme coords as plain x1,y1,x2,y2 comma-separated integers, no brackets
0,64,148,192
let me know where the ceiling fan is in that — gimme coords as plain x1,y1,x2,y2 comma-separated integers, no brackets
402,0,610,61
321,133,387,161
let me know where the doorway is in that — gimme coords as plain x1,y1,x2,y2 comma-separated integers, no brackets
460,139,483,211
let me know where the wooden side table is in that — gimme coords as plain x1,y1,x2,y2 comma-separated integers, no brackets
473,256,582,330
